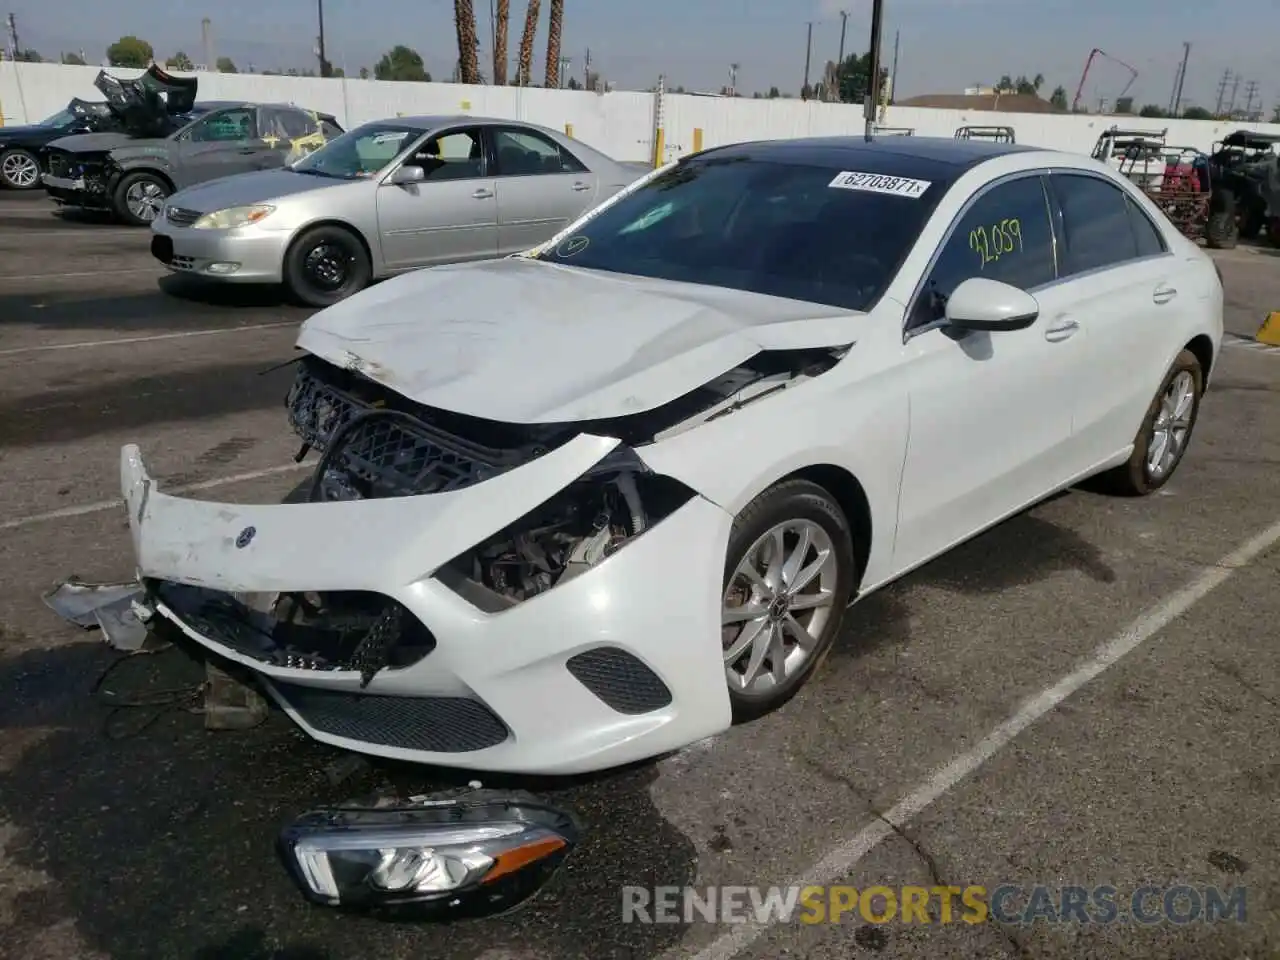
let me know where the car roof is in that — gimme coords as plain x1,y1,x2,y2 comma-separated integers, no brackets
192,100,337,119
692,135,1046,183
362,114,564,134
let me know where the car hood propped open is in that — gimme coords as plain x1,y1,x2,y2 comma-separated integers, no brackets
295,256,863,424
95,64,197,138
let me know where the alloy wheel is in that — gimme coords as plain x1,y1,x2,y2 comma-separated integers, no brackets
126,181,166,222
1,152,39,189
721,519,840,695
1146,369,1196,481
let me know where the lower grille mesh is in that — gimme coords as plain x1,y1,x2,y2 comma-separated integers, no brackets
566,648,673,715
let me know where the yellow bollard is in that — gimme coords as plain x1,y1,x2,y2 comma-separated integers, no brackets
1258,312,1280,346
565,123,573,138
693,128,703,152
653,128,665,168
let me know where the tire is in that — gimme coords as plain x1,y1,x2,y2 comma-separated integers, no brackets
1206,190,1238,250
283,225,372,307
721,479,857,723
1097,349,1203,497
0,148,42,190
1238,200,1266,240
113,171,170,226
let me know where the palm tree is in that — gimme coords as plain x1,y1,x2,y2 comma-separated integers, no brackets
454,0,480,84
516,0,541,86
493,0,510,85
544,0,563,88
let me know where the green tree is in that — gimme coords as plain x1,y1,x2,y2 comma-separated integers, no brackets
1049,85,1068,110
1013,73,1044,95
835,52,887,106
60,51,87,65
166,51,194,70
566,75,581,90
359,66,370,80
1182,105,1212,120
1139,104,1167,118
216,56,237,73
13,48,42,62
996,74,1015,92
768,85,780,98
375,45,429,82
107,35,153,68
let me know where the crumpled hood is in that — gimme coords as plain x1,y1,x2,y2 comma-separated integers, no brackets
169,168,346,212
47,131,140,154
295,256,862,424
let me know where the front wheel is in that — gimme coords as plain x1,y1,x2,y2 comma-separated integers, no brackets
1099,349,1203,496
283,225,372,307
114,171,170,226
1206,190,1238,250
0,148,41,190
721,479,856,723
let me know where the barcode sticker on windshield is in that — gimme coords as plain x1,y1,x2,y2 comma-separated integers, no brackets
828,171,931,198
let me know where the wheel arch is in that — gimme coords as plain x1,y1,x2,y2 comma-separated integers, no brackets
775,463,873,592
114,164,175,192
1184,333,1215,385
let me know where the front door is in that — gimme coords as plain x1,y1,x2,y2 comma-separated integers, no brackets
894,173,1082,571
171,107,268,188
376,126,498,271
489,126,601,255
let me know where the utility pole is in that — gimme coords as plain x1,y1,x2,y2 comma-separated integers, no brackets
316,0,329,77
1243,80,1259,119
1171,42,1190,115
583,47,591,90
864,0,885,138
889,29,900,105
6,13,18,61
802,21,813,98
1167,60,1182,116
836,11,848,70
728,63,738,97
1213,68,1231,116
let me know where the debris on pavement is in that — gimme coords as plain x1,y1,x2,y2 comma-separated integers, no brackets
44,577,150,650
203,662,269,731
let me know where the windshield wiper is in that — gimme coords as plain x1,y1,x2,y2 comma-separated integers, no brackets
292,167,342,178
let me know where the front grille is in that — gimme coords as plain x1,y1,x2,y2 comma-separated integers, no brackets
166,205,201,227
270,681,510,753
151,581,437,683
287,361,533,500
566,648,674,715
44,150,72,178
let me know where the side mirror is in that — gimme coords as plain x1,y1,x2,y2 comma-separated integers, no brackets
945,277,1039,332
389,165,425,185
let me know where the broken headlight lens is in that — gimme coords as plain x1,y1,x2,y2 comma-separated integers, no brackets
192,203,275,229
278,794,579,918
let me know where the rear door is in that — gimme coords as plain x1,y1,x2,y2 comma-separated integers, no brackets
489,125,600,255
171,107,269,187
1043,171,1184,463
375,125,499,271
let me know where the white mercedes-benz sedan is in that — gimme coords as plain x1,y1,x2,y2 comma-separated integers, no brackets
120,135,1223,775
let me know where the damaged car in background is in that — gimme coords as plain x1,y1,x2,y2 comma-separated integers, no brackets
41,64,341,226
117,136,1222,915
0,98,123,190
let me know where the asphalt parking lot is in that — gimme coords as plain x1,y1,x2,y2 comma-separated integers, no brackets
1,188,1278,960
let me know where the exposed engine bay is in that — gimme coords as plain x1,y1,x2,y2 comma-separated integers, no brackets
284,346,845,609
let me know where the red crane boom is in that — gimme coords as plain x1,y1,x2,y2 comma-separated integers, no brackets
1071,47,1139,112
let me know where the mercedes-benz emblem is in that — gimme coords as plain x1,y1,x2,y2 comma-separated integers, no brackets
235,526,257,549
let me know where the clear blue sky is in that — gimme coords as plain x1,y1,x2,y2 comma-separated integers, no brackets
12,0,1280,113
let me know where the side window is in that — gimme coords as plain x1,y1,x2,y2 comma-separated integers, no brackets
492,128,587,176
261,107,315,140
911,176,1056,328
185,108,257,143
404,129,485,181
320,119,344,139
1052,173,1138,276
1126,196,1167,258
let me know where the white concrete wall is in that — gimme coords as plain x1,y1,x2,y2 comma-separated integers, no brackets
5,60,1280,163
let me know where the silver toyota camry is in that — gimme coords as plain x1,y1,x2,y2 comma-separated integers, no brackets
149,114,650,306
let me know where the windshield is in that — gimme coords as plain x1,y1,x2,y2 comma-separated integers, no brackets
40,109,76,128
291,123,421,179
534,155,940,312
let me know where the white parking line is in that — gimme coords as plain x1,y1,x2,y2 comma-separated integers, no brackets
679,516,1280,960
0,322,298,357
0,461,312,532
0,268,157,282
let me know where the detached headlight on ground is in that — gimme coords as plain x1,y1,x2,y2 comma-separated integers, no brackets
192,204,275,229
278,793,580,918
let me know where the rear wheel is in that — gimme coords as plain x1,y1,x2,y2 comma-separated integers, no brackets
283,225,372,307
114,171,170,226
1206,190,1239,249
0,148,41,190
721,480,856,723
1239,199,1266,240
1098,349,1203,496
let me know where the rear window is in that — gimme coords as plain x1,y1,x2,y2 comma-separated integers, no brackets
536,155,943,312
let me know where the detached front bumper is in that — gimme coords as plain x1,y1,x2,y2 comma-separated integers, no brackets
150,217,288,283
121,441,734,775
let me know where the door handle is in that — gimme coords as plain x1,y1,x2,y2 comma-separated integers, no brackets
571,181,591,192
472,188,494,199
1044,317,1080,342
1153,283,1177,304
